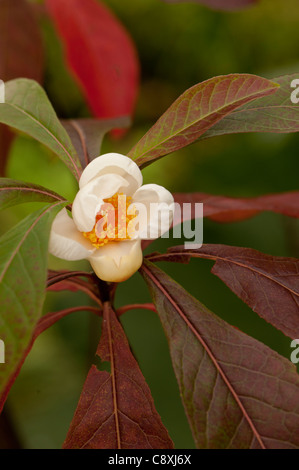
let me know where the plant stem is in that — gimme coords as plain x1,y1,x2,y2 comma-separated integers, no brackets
116,303,157,316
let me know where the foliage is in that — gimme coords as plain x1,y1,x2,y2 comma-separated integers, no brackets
0,0,299,449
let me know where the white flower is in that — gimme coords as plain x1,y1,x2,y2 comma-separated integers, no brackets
49,153,174,282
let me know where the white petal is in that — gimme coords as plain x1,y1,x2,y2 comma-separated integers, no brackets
79,153,142,194
72,173,130,232
89,240,143,282
49,208,95,261
132,184,174,239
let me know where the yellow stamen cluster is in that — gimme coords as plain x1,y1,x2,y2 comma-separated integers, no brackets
83,193,136,248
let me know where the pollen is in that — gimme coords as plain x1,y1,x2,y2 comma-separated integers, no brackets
82,193,136,248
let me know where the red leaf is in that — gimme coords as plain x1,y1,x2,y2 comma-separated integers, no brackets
0,0,43,175
47,269,102,306
61,117,131,168
47,279,88,293
63,302,174,449
46,0,139,122
35,306,101,336
148,244,299,339
141,260,299,449
128,74,279,168
200,74,299,138
142,191,299,252
0,0,43,82
173,191,299,224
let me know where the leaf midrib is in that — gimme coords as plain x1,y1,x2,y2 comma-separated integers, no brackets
104,302,121,449
69,120,90,167
151,250,299,299
142,262,266,449
0,184,66,202
132,77,278,159
2,100,81,180
0,201,63,283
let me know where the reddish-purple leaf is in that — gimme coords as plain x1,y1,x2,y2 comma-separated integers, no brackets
148,244,299,340
63,302,174,449
0,0,43,82
141,260,299,449
200,74,299,139
62,117,131,168
162,0,258,11
173,191,299,224
36,307,101,335
46,0,139,122
0,0,43,175
128,74,279,168
142,191,299,252
47,270,102,306
47,269,95,287
47,278,92,293
116,303,157,316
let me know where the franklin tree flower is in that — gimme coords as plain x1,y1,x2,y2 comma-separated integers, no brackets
49,153,174,282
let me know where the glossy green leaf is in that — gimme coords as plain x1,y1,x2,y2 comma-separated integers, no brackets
0,202,66,403
0,79,82,180
0,178,67,210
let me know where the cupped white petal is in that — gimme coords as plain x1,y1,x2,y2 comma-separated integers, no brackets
72,173,129,232
49,208,96,261
131,184,174,240
79,153,142,194
88,239,143,282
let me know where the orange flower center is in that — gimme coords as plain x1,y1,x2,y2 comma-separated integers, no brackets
83,193,136,248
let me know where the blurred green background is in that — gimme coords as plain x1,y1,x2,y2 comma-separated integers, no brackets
1,0,299,449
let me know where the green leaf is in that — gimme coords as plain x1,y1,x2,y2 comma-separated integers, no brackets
0,178,67,210
0,79,82,180
0,202,66,406
200,74,299,139
141,260,299,449
128,74,279,168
